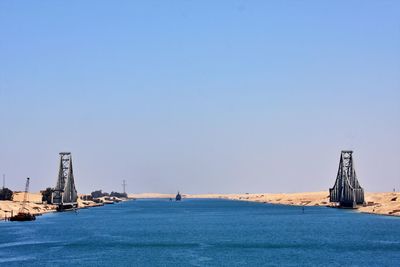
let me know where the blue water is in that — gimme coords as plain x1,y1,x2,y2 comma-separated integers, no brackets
1,199,400,266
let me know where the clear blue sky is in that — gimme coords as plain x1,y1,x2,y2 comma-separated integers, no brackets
0,1,399,194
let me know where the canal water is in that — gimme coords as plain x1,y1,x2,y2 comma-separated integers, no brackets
1,199,400,266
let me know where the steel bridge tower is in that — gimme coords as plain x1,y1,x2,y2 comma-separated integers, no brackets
329,150,365,208
52,152,78,210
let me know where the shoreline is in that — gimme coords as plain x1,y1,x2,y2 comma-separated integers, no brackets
129,192,400,217
2,191,399,220
0,192,128,221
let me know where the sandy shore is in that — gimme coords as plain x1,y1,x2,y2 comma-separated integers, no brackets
129,192,400,217
3,191,399,220
0,192,103,220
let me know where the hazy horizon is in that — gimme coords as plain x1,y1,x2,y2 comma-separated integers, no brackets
1,1,399,194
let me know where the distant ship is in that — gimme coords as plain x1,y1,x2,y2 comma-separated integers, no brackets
175,191,182,201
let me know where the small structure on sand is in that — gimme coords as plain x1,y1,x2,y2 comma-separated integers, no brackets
329,150,365,208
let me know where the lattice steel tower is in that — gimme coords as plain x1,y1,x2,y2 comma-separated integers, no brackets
52,152,78,208
329,150,365,208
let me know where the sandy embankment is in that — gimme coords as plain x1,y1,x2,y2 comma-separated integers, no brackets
0,192,103,220
129,192,400,217
3,191,399,219
0,192,55,220
359,193,400,216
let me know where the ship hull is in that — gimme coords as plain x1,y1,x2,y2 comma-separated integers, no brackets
10,213,36,221
56,203,78,212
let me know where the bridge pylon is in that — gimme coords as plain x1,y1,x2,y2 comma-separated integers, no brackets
329,150,365,208
52,152,78,210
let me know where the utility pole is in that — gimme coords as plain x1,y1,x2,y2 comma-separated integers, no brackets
122,180,127,194
2,174,5,189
